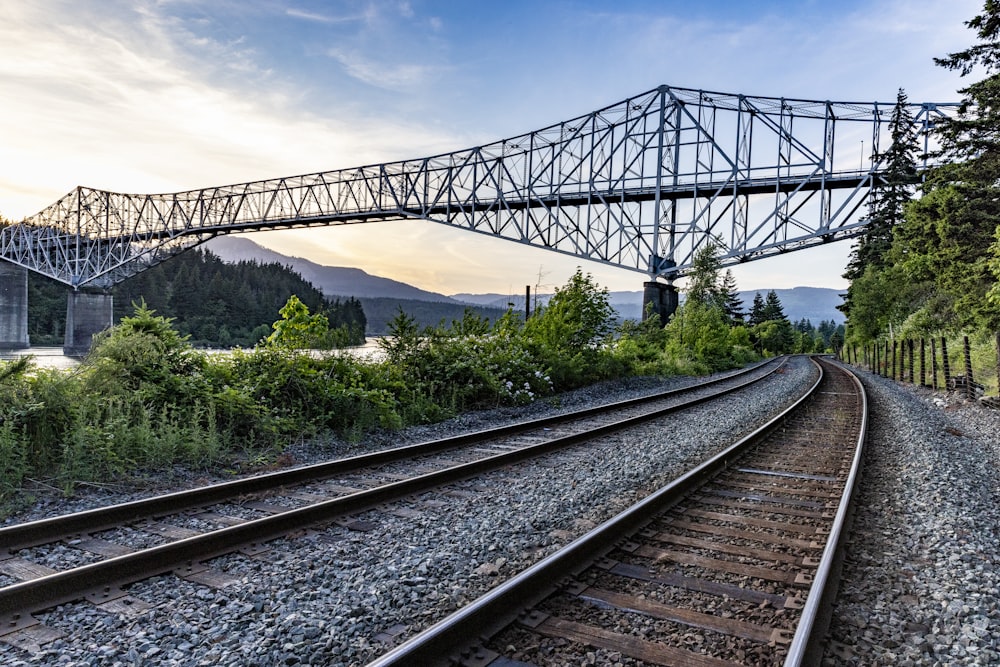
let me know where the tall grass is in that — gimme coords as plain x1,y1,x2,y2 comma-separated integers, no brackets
0,279,771,513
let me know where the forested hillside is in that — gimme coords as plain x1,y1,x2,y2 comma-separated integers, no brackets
359,297,510,334
27,249,366,347
830,4,1000,395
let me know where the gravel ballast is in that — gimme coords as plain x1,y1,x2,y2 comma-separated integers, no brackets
822,366,1000,666
2,357,998,666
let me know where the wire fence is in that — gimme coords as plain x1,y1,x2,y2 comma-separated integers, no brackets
841,332,1000,406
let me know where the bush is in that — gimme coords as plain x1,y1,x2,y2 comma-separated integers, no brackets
224,347,403,439
0,271,764,507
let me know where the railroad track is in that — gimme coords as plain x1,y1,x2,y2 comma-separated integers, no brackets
0,357,787,642
370,356,866,666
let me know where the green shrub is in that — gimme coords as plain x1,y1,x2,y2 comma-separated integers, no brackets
1,270,766,504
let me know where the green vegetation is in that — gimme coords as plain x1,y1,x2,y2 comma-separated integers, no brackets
2,260,828,511
357,296,510,335
837,2,1000,394
27,247,366,347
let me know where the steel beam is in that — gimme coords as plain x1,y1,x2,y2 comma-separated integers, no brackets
0,85,959,289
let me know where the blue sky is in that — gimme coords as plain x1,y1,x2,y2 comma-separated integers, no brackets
0,0,982,295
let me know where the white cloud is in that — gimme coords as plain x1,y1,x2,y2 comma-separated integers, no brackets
327,47,438,89
0,1,457,220
0,0,987,294
285,7,366,25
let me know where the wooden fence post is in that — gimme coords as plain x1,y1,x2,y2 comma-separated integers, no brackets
964,335,975,401
941,337,951,387
996,331,1000,399
920,338,926,387
931,338,939,390
908,339,914,384
897,340,902,381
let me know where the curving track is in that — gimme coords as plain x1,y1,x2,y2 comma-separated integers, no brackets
0,358,787,641
370,356,866,666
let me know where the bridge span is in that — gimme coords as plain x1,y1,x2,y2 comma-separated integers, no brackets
0,84,957,353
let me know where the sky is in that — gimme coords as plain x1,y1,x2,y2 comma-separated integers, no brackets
0,0,984,297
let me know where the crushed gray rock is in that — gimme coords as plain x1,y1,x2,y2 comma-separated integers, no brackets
15,358,998,666
822,367,1000,666
1,359,811,665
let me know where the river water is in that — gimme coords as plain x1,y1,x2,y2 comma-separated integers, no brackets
0,339,386,370
0,347,80,370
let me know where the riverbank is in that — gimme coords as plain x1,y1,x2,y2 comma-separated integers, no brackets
0,338,386,370
0,347,79,370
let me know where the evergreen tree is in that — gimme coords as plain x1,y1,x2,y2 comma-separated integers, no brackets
926,1,1000,328
761,290,788,323
840,90,919,321
934,2,1000,184
845,89,919,281
748,293,767,326
748,290,794,354
718,270,745,325
817,320,837,347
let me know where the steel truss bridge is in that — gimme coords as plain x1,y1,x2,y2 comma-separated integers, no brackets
0,84,958,292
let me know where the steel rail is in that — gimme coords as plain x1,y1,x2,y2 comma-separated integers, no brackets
0,357,787,628
368,357,863,666
0,358,781,553
783,359,868,667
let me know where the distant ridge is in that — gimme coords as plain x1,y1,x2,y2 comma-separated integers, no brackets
204,236,505,333
205,236,461,303
205,236,845,327
452,286,846,324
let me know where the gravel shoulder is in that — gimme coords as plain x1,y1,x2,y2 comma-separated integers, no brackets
7,358,999,666
822,365,1000,666
1,358,812,666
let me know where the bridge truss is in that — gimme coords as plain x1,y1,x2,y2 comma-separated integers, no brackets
0,85,957,289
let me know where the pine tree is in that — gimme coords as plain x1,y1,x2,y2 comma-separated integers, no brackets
718,270,745,325
840,90,920,321
934,2,1000,184
748,292,767,326
761,290,788,323
923,1,1000,329
845,89,919,281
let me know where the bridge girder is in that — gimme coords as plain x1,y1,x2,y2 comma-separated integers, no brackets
0,85,958,289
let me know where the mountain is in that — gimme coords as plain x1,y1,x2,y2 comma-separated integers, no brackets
205,237,845,328
205,236,461,303
453,286,846,324
452,290,641,319
204,237,508,334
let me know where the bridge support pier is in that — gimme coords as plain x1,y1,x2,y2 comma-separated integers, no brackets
642,281,678,326
64,291,113,357
0,262,30,350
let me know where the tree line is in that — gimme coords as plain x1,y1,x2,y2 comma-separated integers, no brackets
838,1,1000,391
669,247,843,359
26,248,366,347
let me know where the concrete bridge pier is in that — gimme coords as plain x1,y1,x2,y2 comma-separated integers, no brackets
642,281,678,326
64,291,113,357
0,262,30,350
